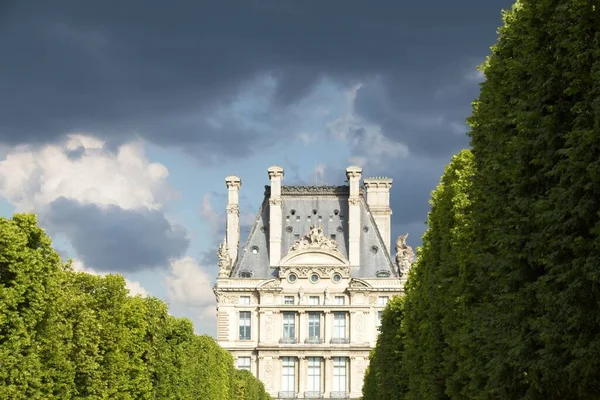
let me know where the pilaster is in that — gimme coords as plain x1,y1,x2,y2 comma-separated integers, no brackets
225,175,242,265
268,166,284,267
346,166,362,266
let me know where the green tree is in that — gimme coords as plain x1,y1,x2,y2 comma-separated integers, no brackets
463,0,600,398
362,296,408,400
400,150,475,400
0,214,67,399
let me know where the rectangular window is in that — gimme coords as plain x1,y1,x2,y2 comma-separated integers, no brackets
334,296,345,305
333,312,347,339
377,311,383,329
333,357,347,392
237,356,251,371
281,357,296,392
284,295,295,305
377,296,389,306
282,312,296,339
239,311,251,340
239,296,250,305
307,357,322,392
309,296,320,305
308,312,321,339
330,234,336,240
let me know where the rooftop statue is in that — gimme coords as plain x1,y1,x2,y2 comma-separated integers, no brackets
395,233,414,277
217,238,232,277
289,225,339,253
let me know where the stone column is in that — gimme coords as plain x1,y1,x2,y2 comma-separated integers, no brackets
346,166,362,266
298,310,306,343
323,356,332,396
268,165,284,267
324,310,332,344
298,356,306,395
225,175,242,265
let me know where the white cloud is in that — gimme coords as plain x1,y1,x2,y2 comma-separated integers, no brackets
71,258,149,297
0,133,175,212
164,256,216,330
201,194,220,231
327,83,409,169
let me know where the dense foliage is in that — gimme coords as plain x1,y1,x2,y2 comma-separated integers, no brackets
363,0,600,398
0,213,270,400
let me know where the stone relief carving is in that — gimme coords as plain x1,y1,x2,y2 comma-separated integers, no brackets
355,312,365,341
217,238,232,278
266,314,273,341
264,359,273,389
214,292,238,304
265,185,349,197
395,233,415,277
353,358,367,392
259,279,281,290
368,296,377,305
289,225,340,253
348,279,371,290
298,286,305,304
279,265,350,279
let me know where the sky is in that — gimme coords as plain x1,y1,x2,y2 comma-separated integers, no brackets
0,0,514,336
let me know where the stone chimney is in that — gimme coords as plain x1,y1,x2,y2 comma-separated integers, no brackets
363,177,393,253
346,166,362,266
267,165,284,267
225,175,242,265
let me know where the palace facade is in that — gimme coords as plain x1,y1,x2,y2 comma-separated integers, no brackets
214,165,414,400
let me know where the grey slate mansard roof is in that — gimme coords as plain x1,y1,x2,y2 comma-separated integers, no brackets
231,185,397,279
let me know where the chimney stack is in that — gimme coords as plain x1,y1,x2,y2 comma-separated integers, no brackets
225,175,242,265
267,165,284,267
346,166,362,266
363,177,393,253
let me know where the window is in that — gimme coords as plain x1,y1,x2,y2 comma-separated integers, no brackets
284,296,295,305
333,357,347,392
308,312,321,339
377,311,383,329
333,312,347,339
332,273,342,283
377,296,389,306
310,274,319,283
288,273,298,283
239,311,251,340
281,357,296,392
334,295,345,305
239,296,250,305
309,296,320,305
282,312,295,339
237,357,251,371
307,357,321,392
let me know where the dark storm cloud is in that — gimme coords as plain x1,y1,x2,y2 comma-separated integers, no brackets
43,197,189,272
1,0,513,158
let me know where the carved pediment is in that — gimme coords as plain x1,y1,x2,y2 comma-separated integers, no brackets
279,225,349,267
257,279,282,291
348,278,372,291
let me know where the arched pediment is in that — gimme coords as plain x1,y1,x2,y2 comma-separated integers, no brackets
279,249,349,267
279,224,350,267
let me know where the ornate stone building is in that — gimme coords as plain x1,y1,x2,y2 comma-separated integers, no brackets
214,166,414,400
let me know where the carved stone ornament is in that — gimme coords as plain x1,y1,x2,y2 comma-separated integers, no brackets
258,279,281,291
214,291,238,304
348,279,371,290
395,233,415,277
217,238,232,278
279,265,350,279
288,225,341,254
